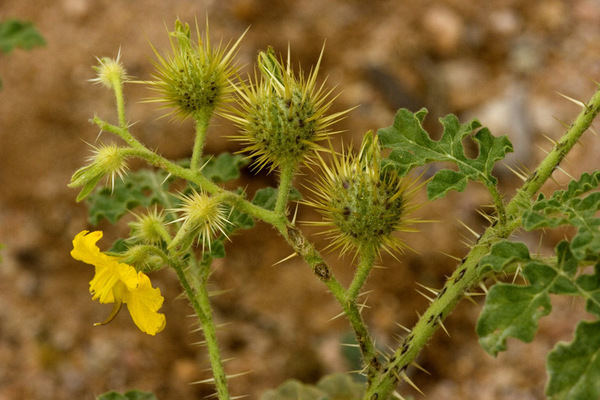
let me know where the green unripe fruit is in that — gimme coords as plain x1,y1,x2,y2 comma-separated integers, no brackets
306,132,422,258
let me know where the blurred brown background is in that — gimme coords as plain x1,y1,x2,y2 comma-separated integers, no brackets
1,1,600,399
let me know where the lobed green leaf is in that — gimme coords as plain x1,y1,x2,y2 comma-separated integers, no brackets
477,241,579,356
251,187,302,211
479,240,530,274
87,169,172,225
546,320,600,400
200,152,247,182
377,108,513,200
523,171,600,261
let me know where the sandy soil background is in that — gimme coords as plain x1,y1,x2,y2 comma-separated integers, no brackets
1,1,600,399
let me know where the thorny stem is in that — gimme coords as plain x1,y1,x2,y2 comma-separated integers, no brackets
172,254,230,400
280,223,382,381
363,85,600,400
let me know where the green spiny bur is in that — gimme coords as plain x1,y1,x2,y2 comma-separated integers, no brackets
377,108,513,200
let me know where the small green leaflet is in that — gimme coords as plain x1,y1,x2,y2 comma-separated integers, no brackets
96,390,157,400
251,187,302,211
87,169,172,225
200,153,247,182
546,320,600,400
523,171,600,261
377,108,513,200
476,241,578,357
0,19,45,54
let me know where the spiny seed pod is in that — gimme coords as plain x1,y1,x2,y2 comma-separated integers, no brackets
226,46,349,172
129,207,169,246
145,19,245,121
305,132,423,258
69,143,130,201
168,189,229,253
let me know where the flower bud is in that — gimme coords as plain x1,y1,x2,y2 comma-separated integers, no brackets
69,143,129,201
129,207,169,246
168,190,229,253
90,51,128,89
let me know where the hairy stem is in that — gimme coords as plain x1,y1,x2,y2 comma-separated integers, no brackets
363,85,600,400
172,255,230,400
274,162,295,216
347,246,376,302
191,111,211,172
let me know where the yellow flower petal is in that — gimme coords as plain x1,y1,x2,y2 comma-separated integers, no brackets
123,272,166,335
71,230,166,335
71,230,107,265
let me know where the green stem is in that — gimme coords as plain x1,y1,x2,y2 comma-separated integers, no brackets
191,112,211,172
92,117,144,150
347,246,376,302
281,223,382,380
485,179,506,224
274,162,296,216
172,255,230,400
111,76,127,129
363,85,600,400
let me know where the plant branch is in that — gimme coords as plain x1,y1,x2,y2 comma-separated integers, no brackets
172,254,230,400
281,223,382,380
363,84,600,400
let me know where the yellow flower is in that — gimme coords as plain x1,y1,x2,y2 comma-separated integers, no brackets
71,230,166,335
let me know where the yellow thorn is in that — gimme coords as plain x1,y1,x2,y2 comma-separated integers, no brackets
415,289,435,303
328,310,346,322
410,361,431,375
440,251,462,261
392,391,408,400
395,322,412,333
555,165,575,180
556,91,588,108
291,202,300,225
478,282,489,294
272,252,298,266
415,282,440,296
456,219,480,238
552,115,571,129
503,163,527,182
399,370,425,396
437,316,451,337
